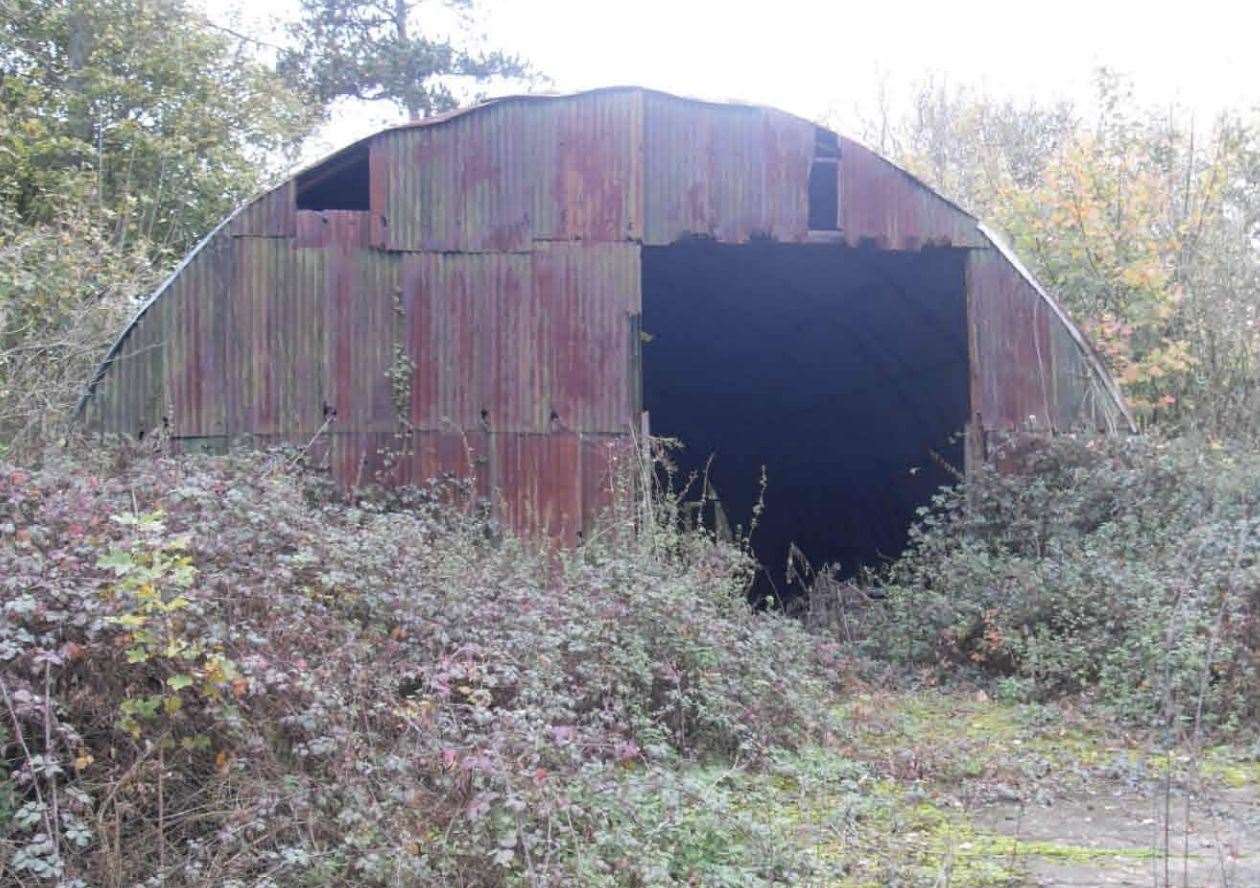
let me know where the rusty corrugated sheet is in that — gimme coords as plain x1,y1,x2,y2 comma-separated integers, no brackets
226,239,327,437
579,433,637,531
975,222,1134,433
839,137,986,250
545,91,645,242
373,91,643,252
83,289,167,436
533,242,641,433
643,93,814,244
404,429,490,495
401,252,541,431
227,181,296,238
400,243,640,435
489,433,583,542
967,247,1054,430
374,99,532,251
327,249,398,434
163,237,233,438
295,210,372,249
967,247,1124,434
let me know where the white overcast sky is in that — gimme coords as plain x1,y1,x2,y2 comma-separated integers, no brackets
205,0,1260,162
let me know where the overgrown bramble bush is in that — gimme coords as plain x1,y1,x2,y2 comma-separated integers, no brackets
865,434,1260,733
0,444,838,886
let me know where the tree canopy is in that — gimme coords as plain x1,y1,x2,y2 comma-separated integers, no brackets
863,71,1260,435
278,0,530,121
1,0,318,254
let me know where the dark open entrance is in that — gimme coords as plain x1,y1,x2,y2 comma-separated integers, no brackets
641,243,970,600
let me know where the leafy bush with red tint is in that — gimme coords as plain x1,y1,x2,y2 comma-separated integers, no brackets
0,445,837,885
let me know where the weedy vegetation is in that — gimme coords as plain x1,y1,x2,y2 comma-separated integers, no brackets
3,436,1258,886
0,442,846,885
860,433,1260,734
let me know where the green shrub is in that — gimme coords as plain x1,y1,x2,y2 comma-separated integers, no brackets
0,444,839,885
865,434,1260,733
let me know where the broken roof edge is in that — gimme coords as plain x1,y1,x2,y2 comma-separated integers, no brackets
834,134,981,234
293,86,827,195
975,221,1137,433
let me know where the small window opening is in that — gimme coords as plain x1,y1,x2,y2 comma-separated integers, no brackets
296,143,371,211
808,128,840,231
814,127,840,159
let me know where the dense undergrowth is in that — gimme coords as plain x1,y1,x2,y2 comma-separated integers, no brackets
4,434,1260,885
0,445,841,886
863,434,1260,734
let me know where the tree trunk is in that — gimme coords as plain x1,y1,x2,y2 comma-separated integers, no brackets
67,0,92,143
393,0,422,122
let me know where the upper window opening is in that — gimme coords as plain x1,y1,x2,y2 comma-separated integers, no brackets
296,143,371,211
814,127,840,159
809,128,840,231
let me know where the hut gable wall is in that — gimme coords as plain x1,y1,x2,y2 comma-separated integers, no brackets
81,87,1133,545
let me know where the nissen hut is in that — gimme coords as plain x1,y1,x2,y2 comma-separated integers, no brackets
81,87,1132,578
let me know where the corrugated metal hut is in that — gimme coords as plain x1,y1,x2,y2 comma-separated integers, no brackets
81,87,1132,579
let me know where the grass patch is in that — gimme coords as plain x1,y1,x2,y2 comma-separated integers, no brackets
1201,746,1260,789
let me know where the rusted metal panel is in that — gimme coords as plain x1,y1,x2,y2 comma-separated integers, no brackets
375,91,644,251
374,100,531,252
84,291,168,436
1049,319,1093,427
368,137,391,249
533,242,641,434
225,239,328,438
975,222,1134,433
224,240,398,440
227,181,295,238
323,431,391,489
967,247,1117,433
225,238,272,435
402,429,490,496
325,249,399,434
401,252,542,432
643,93,814,244
579,433,637,533
540,90,644,242
400,244,639,436
162,237,234,438
295,210,372,249
324,429,488,492
967,247,1050,431
490,432,583,542
839,137,985,249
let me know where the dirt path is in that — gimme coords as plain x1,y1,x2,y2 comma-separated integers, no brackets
833,689,1260,887
974,786,1260,887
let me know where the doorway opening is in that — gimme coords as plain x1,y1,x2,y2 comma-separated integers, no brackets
641,242,971,600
